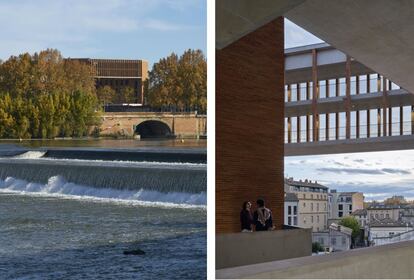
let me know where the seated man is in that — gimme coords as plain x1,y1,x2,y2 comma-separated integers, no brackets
254,198,273,231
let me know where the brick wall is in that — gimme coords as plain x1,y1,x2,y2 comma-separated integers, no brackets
216,18,285,233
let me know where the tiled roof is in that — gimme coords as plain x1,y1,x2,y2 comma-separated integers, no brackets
369,218,409,227
351,209,367,216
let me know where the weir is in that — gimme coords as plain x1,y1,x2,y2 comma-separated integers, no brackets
0,159,206,194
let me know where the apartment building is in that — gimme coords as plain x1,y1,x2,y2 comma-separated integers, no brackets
329,191,364,219
285,178,329,232
284,192,299,227
367,204,402,222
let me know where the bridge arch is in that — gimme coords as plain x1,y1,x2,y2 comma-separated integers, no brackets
134,120,173,139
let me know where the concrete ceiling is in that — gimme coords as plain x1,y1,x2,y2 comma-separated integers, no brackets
217,0,414,93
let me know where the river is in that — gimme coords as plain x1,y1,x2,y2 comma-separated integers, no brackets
0,139,206,279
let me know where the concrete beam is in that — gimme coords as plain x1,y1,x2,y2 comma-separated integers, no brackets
285,135,414,156
285,89,414,118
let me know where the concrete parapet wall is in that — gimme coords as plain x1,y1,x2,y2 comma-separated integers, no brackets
217,240,414,279
216,228,312,270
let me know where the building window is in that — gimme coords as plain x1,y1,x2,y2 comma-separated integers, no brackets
303,202,306,207
293,216,297,225
317,215,320,223
288,217,292,225
380,214,384,219
386,213,390,218
332,237,336,245
342,237,346,245
317,203,319,211
288,206,292,215
349,205,352,211
311,203,314,211
304,217,306,224
324,203,327,210
338,204,343,211
338,212,343,217
319,238,324,245
293,206,297,215
375,214,378,218
311,194,313,199
311,216,314,223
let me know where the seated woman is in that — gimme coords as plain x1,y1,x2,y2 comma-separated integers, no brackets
240,201,253,232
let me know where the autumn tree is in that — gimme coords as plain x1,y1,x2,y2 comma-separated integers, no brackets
147,49,206,112
0,49,101,139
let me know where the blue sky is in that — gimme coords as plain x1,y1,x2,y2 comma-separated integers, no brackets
0,0,206,67
284,19,414,202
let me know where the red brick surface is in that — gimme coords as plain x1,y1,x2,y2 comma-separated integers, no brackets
216,18,285,233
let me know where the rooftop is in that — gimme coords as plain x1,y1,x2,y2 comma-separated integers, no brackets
285,178,328,190
285,192,299,202
351,209,367,216
368,204,403,210
369,218,409,228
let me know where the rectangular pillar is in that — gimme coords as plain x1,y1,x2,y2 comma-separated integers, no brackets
306,82,310,142
297,84,301,142
412,106,414,135
335,78,339,140
367,74,370,138
312,49,319,142
377,74,381,137
287,84,291,143
325,80,330,140
216,18,284,233
383,77,388,136
356,76,360,138
400,106,404,135
345,56,351,139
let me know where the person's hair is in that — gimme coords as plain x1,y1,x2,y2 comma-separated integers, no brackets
256,199,265,207
242,201,251,210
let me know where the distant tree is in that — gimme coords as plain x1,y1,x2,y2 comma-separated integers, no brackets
97,86,116,105
147,49,206,112
339,216,360,244
384,195,406,205
120,86,136,103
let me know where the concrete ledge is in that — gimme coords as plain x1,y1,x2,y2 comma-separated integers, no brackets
216,228,312,270
217,240,414,279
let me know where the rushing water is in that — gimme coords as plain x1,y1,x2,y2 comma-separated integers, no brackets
0,141,206,279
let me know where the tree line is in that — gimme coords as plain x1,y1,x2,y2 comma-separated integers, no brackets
0,48,207,139
0,49,100,138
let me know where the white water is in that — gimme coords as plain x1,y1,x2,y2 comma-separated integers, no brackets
0,176,206,209
13,151,46,159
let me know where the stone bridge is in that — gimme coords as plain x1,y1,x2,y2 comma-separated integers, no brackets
99,112,206,139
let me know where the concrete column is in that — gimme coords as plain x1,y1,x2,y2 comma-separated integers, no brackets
325,79,330,140
216,18,284,233
306,82,310,142
383,77,388,136
367,74,371,138
412,106,414,135
345,56,351,139
356,76,360,138
400,106,404,135
287,84,292,143
335,78,339,139
297,84,301,142
312,49,319,142
377,74,381,137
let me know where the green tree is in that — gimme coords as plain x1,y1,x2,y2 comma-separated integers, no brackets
120,86,136,103
97,85,116,105
339,216,360,244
